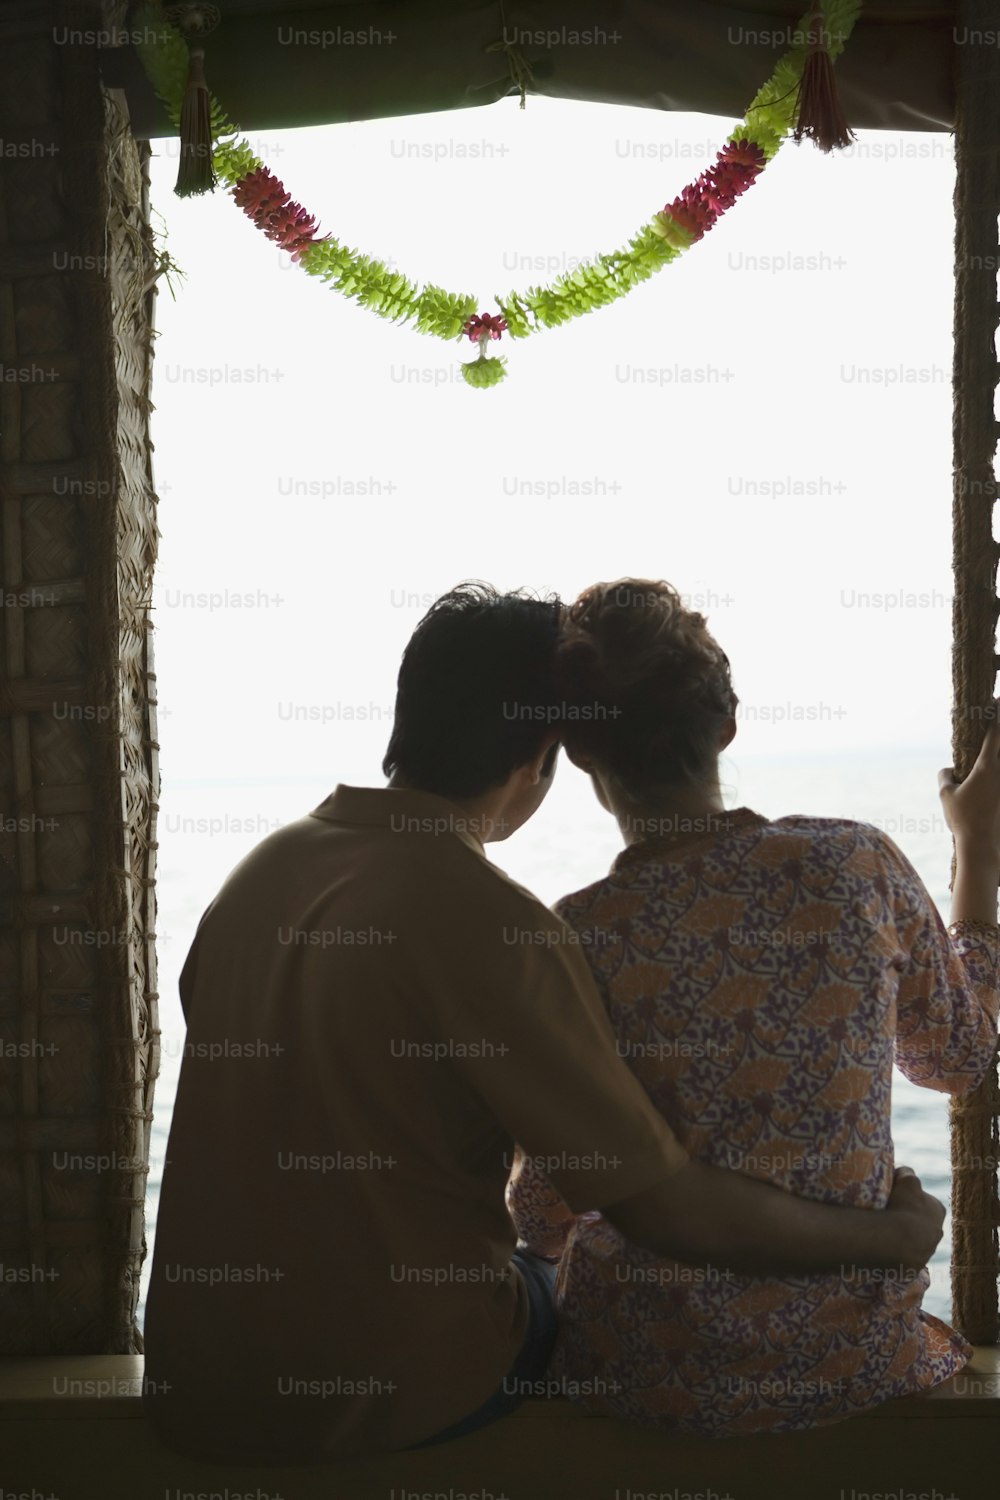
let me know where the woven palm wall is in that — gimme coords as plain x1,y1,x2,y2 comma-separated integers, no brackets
0,0,159,1353
950,0,1000,1346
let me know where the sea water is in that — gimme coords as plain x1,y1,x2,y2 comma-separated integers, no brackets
141,745,977,1326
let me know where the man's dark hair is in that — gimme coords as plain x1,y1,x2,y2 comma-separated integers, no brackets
382,582,563,799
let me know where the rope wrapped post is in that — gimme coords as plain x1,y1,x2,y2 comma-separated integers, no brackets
949,0,1000,1345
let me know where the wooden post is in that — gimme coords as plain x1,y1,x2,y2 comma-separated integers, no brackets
949,0,1000,1344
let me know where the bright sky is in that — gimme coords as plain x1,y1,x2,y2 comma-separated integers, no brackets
145,95,959,805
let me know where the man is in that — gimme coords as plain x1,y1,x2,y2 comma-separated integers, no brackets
142,583,944,1463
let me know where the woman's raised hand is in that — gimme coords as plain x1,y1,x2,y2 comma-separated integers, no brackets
939,700,1000,860
939,702,1000,924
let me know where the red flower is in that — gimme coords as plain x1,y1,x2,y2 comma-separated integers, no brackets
719,139,767,174
700,166,740,215
711,141,766,205
231,166,329,260
661,141,766,240
661,181,717,242
464,313,508,343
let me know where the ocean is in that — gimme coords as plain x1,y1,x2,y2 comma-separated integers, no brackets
141,745,981,1327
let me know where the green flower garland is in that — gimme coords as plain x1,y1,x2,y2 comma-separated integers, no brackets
134,1,861,386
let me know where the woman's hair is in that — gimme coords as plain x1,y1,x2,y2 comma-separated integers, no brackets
556,579,737,803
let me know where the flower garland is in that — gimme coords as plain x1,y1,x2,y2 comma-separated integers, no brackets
134,1,861,388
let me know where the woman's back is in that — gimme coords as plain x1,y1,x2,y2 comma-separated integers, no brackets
510,809,998,1435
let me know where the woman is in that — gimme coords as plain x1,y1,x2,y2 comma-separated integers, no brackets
507,578,1000,1438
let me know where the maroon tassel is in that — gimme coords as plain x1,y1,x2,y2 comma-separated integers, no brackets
175,45,216,196
165,4,221,196
793,9,856,152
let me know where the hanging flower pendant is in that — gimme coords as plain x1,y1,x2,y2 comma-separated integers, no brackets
461,313,508,388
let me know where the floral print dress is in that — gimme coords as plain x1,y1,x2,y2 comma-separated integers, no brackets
507,810,1000,1437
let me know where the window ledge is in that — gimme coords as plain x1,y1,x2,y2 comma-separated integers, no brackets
0,1347,996,1421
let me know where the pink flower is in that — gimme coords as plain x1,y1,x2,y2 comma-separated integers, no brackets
661,141,766,241
661,181,718,242
231,166,328,260
711,141,766,204
464,313,508,343
718,139,767,174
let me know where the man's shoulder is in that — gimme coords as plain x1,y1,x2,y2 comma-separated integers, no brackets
210,812,329,890
186,806,578,965
441,836,570,933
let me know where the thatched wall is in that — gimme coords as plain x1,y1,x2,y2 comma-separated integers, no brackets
949,0,1000,1346
0,0,159,1354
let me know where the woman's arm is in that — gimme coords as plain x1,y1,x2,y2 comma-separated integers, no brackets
887,856,998,1093
882,715,1000,1092
506,1146,578,1260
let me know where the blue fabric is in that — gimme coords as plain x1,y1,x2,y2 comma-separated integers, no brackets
408,1249,559,1448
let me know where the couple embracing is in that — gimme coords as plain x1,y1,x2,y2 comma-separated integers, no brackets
143,578,999,1463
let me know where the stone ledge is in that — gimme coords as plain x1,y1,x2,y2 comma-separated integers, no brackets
1,1346,997,1420
2,1351,997,1500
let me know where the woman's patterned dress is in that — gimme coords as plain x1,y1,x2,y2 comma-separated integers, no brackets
507,809,999,1437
